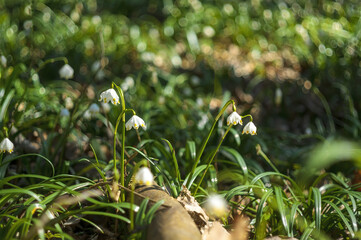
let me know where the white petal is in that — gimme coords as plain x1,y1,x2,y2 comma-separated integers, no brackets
1,55,7,67
125,118,133,130
204,195,228,218
59,64,74,79
242,122,257,135
60,108,70,117
83,110,91,120
135,167,153,185
89,103,100,114
99,89,119,105
126,115,146,131
227,112,242,126
0,138,14,153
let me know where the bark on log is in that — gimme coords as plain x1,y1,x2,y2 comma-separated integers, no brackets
134,185,202,240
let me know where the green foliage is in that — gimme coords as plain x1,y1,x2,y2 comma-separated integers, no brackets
0,0,360,239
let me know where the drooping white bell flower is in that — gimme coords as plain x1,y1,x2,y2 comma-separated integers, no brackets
1,55,7,67
227,111,243,126
242,121,257,135
204,194,228,218
59,64,74,79
83,110,91,120
0,138,14,153
64,97,74,109
88,103,100,115
126,115,146,131
121,76,134,91
135,167,153,185
60,108,70,117
99,89,120,105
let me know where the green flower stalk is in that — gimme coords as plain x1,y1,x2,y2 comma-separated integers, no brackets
103,82,147,202
187,100,235,188
190,104,257,195
129,160,152,232
194,124,232,195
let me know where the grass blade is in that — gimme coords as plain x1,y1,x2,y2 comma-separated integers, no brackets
311,187,322,231
274,186,289,236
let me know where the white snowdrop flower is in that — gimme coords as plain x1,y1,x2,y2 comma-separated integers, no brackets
204,194,228,218
83,110,91,120
121,76,134,91
227,111,243,126
203,26,215,38
0,138,14,153
60,108,70,117
88,103,100,115
126,115,146,131
242,121,257,135
101,102,110,113
1,55,7,67
95,69,105,80
135,167,153,185
59,64,74,79
198,114,208,129
91,60,101,72
99,89,120,105
65,97,73,109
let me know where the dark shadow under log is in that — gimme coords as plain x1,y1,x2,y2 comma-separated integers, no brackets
134,185,202,240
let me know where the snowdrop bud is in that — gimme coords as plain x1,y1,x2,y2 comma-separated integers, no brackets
88,103,100,115
204,195,228,218
59,64,74,79
242,122,257,135
60,108,70,117
135,167,154,185
83,110,91,120
126,115,146,131
121,76,134,91
99,89,120,105
65,97,74,109
227,111,243,126
0,138,14,153
1,55,7,67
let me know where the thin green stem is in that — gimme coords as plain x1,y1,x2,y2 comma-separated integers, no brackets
129,160,148,233
256,144,299,201
256,144,278,173
187,100,235,187
36,57,68,73
113,109,135,175
194,124,233,195
241,114,253,122
313,87,335,134
112,82,128,202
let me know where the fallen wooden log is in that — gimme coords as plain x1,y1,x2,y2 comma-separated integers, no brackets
134,185,202,240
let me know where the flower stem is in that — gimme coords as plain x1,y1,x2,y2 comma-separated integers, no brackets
256,144,278,173
187,100,235,188
129,160,147,232
36,57,68,73
112,82,128,201
241,114,253,122
256,144,298,201
194,124,232,195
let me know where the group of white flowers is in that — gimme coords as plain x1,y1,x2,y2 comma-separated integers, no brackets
99,88,147,131
227,111,257,135
1,61,255,220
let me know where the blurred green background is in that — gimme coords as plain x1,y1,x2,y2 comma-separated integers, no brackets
1,1,361,239
1,0,360,174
